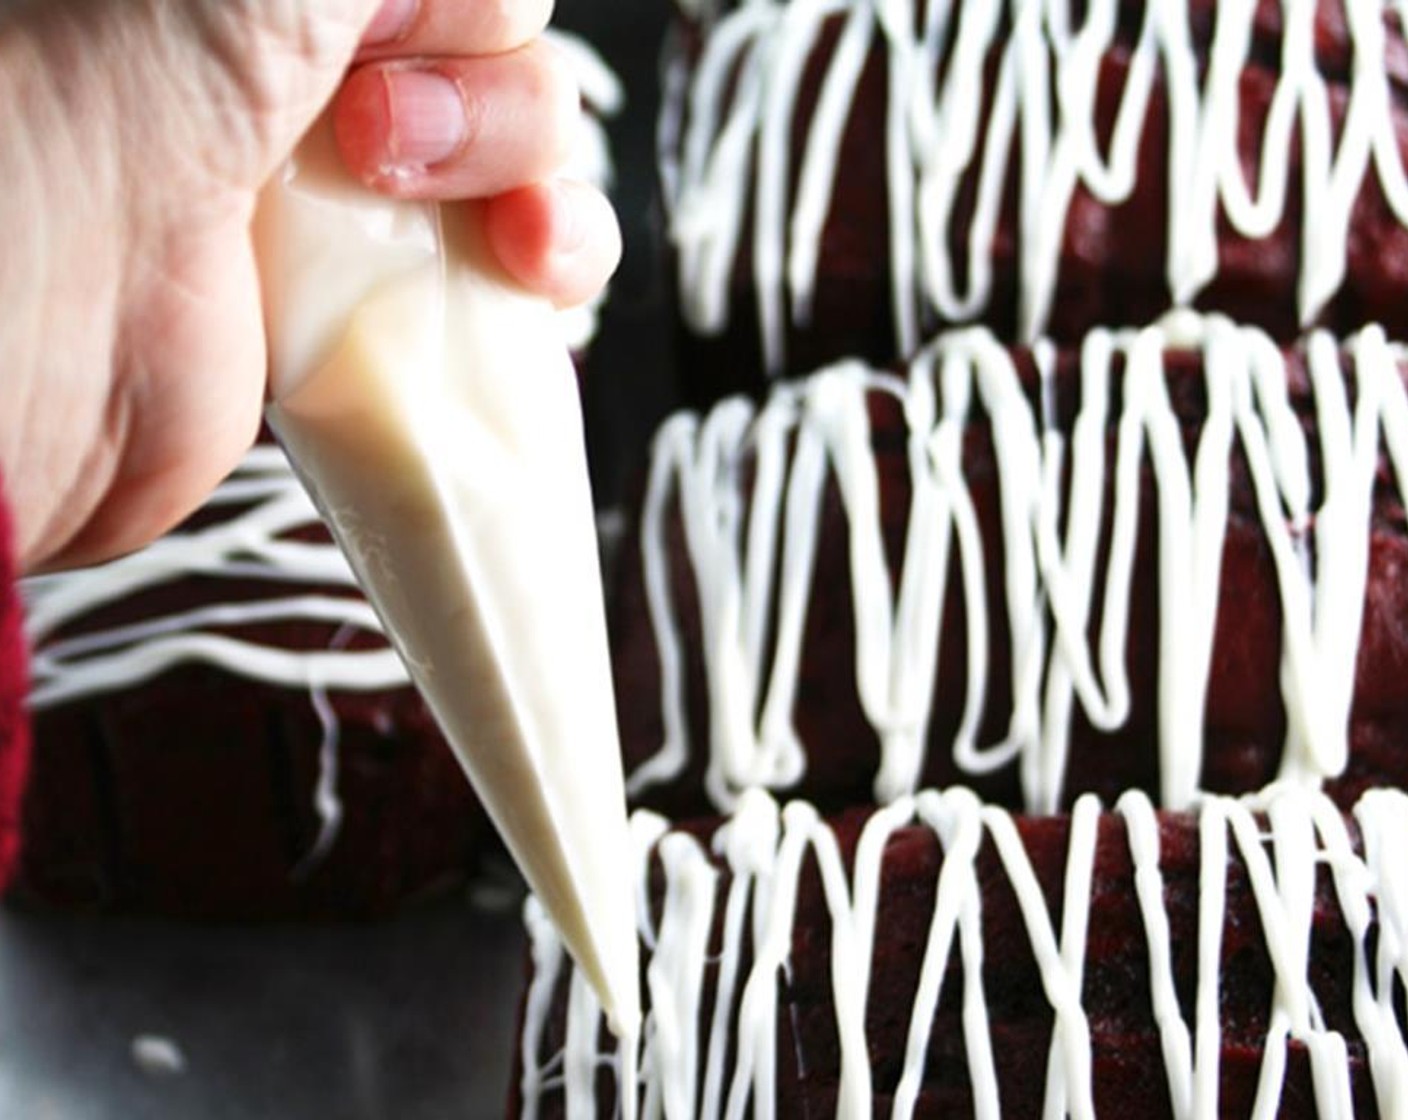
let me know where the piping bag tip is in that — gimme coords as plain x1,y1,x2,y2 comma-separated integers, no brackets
255,117,640,1038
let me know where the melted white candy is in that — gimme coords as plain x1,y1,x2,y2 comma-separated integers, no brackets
663,0,1408,372
520,784,1408,1118
19,30,622,869
630,315,1408,814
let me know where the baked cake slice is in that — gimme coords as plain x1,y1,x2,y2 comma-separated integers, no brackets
661,0,1408,396
615,318,1408,820
514,784,1408,1117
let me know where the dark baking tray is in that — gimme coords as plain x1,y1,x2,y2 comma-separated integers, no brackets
0,897,526,1119
0,0,672,1115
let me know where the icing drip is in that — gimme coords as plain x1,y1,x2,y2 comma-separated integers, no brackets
630,316,1408,813
520,813,664,1120
664,0,1408,372
519,784,1408,1117
292,623,357,877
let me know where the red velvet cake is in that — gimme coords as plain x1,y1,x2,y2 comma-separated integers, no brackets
514,784,1408,1117
613,319,1408,820
660,0,1408,399
509,0,1408,1113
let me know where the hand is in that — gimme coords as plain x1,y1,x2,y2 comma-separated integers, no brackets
0,0,621,573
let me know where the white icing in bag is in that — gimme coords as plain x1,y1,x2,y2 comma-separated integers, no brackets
255,118,640,1037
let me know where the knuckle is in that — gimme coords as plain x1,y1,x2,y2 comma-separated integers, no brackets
480,0,554,52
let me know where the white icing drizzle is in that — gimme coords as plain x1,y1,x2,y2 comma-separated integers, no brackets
664,0,1408,372
519,784,1408,1117
631,316,1408,814
17,29,622,871
521,813,661,1120
23,444,406,705
522,894,569,1120
291,623,357,878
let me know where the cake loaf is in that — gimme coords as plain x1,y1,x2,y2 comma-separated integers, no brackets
661,0,1408,398
510,0,1408,1113
514,784,1408,1118
18,444,489,917
614,316,1408,819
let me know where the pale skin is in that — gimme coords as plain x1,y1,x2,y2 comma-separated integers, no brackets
0,0,621,574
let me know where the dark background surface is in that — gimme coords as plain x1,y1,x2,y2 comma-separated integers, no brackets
0,1,672,1116
569,0,678,507
0,894,526,1119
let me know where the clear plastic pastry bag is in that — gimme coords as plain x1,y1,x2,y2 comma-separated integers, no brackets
254,116,638,1034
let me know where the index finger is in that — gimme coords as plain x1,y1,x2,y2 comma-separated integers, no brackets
359,0,554,59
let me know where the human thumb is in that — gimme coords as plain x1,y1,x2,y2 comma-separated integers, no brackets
170,0,394,188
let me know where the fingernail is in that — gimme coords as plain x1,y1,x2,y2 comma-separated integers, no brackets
363,0,417,46
384,70,467,170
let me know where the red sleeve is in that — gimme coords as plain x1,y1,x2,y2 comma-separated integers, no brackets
0,476,30,889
